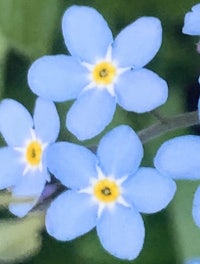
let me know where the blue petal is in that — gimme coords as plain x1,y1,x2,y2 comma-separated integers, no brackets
97,204,145,260
47,142,98,189
154,135,200,180
123,167,176,214
66,89,116,140
28,55,88,102
46,190,97,241
0,99,33,146
97,125,143,178
185,258,200,264
34,98,60,143
192,186,200,227
9,170,46,217
112,17,162,68
0,147,23,189
182,4,200,35
62,6,113,63
116,69,168,113
198,97,200,118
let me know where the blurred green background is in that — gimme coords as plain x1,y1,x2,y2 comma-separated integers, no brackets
0,0,200,263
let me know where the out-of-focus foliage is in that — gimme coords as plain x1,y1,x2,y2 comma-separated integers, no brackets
0,0,61,59
0,213,44,263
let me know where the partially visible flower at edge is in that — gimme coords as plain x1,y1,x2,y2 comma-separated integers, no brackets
0,97,60,217
28,5,168,140
184,257,200,264
182,3,200,89
45,125,176,260
182,3,200,36
154,137,200,228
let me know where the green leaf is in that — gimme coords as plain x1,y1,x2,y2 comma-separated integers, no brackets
0,213,44,263
0,0,61,58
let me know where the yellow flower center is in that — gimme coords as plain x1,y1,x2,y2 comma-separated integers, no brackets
92,61,116,85
26,141,42,166
93,179,120,203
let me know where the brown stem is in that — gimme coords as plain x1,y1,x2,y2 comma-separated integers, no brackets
138,111,200,143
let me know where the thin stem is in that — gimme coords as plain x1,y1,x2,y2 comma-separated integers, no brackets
150,109,168,123
138,111,200,144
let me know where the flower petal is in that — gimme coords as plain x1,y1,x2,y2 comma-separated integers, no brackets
112,17,162,68
62,6,113,63
9,170,46,217
47,142,98,189
0,147,23,189
116,69,168,113
192,186,200,227
0,99,33,146
155,135,200,180
28,55,88,102
182,4,200,35
97,125,143,178
123,167,176,214
66,89,116,140
34,98,60,143
97,205,145,260
185,258,200,264
46,190,97,241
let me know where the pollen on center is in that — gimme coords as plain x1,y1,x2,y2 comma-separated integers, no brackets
26,141,42,166
93,178,120,203
92,61,116,85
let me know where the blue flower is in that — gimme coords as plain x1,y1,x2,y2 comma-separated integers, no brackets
182,3,200,35
28,5,168,140
45,125,175,260
154,134,200,227
0,98,60,217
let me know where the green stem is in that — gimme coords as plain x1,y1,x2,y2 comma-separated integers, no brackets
138,110,200,144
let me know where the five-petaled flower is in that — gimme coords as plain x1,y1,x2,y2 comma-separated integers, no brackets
28,5,168,140
0,98,60,217
45,125,176,260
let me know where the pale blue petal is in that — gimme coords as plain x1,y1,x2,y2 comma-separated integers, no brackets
62,6,113,63
47,142,98,189
0,99,33,146
112,17,162,68
0,147,23,189
155,135,200,180
185,258,200,264
116,69,168,113
9,170,46,217
34,98,60,143
28,55,88,102
66,89,116,140
182,4,200,35
192,186,200,227
46,190,97,241
97,205,145,260
97,125,143,178
123,167,176,214
198,97,200,118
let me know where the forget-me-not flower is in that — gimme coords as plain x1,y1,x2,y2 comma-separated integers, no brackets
0,98,60,217
182,3,200,36
28,5,168,140
45,125,176,260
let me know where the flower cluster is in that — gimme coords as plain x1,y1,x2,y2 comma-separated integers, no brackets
0,3,200,262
